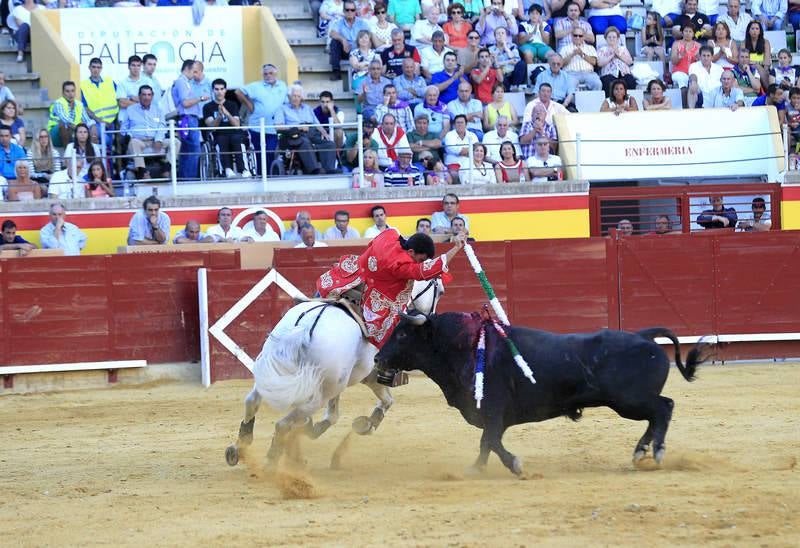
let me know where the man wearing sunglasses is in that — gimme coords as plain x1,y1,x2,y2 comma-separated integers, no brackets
559,27,602,91
329,0,371,81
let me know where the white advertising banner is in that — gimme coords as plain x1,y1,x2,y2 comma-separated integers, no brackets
555,108,784,182
59,6,244,91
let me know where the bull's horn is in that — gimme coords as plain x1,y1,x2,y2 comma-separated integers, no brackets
399,310,428,325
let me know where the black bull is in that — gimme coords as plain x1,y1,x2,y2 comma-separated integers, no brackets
375,312,714,476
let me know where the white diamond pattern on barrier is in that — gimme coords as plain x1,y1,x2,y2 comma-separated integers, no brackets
208,269,307,372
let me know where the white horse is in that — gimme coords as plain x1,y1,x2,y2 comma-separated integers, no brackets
225,277,444,466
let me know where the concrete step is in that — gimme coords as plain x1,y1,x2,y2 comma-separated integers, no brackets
7,88,48,104
280,20,323,41
6,72,41,88
296,50,336,73
266,0,312,18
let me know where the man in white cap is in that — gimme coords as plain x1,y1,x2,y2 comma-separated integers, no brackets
383,147,423,186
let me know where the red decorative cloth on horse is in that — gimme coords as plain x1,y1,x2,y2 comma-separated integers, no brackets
317,228,450,348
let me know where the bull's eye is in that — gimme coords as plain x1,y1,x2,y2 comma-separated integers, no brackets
397,332,406,340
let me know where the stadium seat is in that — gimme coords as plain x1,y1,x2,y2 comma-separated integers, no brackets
575,90,606,113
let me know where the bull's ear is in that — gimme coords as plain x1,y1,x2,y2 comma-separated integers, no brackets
400,310,428,326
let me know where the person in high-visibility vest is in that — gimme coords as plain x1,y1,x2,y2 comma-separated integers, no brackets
48,81,95,148
81,58,119,128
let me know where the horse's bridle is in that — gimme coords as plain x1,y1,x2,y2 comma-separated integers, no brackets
409,277,441,314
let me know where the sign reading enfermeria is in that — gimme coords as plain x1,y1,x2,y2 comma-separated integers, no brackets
59,7,244,91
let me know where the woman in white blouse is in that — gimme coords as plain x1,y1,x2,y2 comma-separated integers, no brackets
463,143,496,185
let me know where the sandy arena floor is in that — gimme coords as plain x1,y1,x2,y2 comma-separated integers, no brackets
0,362,798,547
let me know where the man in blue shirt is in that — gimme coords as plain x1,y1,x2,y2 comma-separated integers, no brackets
274,83,337,174
39,203,88,256
430,52,466,105
0,125,26,181
534,54,577,111
127,195,171,246
173,59,209,180
236,63,288,176
328,0,370,81
1,219,36,254
122,85,173,180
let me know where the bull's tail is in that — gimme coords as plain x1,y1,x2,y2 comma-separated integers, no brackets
253,325,324,412
636,328,715,382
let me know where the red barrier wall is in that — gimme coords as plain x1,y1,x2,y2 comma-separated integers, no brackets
0,250,240,367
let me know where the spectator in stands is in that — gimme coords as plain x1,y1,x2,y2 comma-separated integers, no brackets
387,0,422,32
534,57,577,112
483,83,519,130
708,21,738,70
408,112,443,164
458,30,483,74
443,2,473,49
743,20,772,87
174,220,214,244
329,0,371,81
423,156,453,184
717,0,751,42
689,46,723,96
0,72,16,106
372,112,411,169
350,29,380,94
412,5,445,48
554,2,595,50
381,28,422,79
462,142,496,184
476,0,518,46
295,224,329,248
40,203,87,255
490,26,524,88
6,160,40,201
48,81,94,148
416,217,432,234
46,157,82,200
447,81,484,139
650,214,679,234
643,78,672,110
0,219,36,253
737,197,772,232
432,193,470,234
684,73,704,108
790,0,800,35
324,210,361,239
587,0,626,35
494,140,527,182
518,4,554,64
616,218,634,236
385,147,424,186
314,91,345,149
641,11,665,64
207,206,248,243
787,87,800,149
364,204,390,237
672,0,712,40
0,99,23,146
343,116,378,171
421,31,455,82
483,115,520,162
650,0,681,31
9,0,39,63
770,49,798,92
430,51,465,105
142,54,162,100
752,84,787,125
28,128,61,186
444,114,479,182
394,57,428,108
351,148,384,188
375,84,415,133
174,59,209,180
116,55,154,125
697,195,737,229
0,125,25,182
706,70,744,110
560,24,602,91
670,23,701,89
84,160,114,198
81,58,119,129
122,85,174,181
275,84,337,175
370,3,399,52
751,0,787,30
317,0,344,43
203,78,249,179
450,216,474,242
192,61,212,112
64,123,102,180
733,49,762,97
243,210,281,242
470,48,502,104
414,86,451,139
283,210,323,242
358,60,392,120
600,79,640,114
526,136,563,182
236,63,288,175
520,102,558,157
597,26,636,92
128,195,170,246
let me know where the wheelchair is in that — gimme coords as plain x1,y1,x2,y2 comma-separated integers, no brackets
199,130,258,181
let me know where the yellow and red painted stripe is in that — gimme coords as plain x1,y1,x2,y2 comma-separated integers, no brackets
781,185,800,230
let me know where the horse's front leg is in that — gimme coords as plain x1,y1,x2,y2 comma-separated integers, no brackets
352,369,394,435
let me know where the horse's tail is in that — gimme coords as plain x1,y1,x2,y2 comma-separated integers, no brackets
636,327,715,382
253,325,324,412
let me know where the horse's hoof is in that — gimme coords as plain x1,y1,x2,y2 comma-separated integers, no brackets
225,444,239,466
352,416,374,435
511,456,524,477
654,448,665,465
464,464,485,477
632,449,647,463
